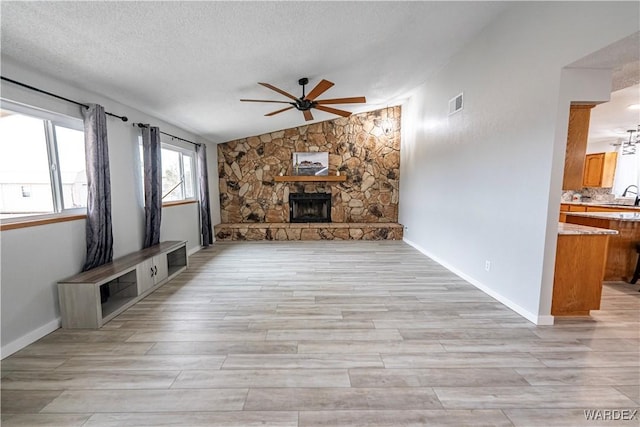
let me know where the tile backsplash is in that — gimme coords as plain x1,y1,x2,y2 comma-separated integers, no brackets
561,187,614,202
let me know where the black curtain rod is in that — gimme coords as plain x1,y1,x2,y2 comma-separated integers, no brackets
1,76,129,122
1,76,201,147
134,123,200,146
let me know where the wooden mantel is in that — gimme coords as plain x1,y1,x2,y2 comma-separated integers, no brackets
274,175,347,182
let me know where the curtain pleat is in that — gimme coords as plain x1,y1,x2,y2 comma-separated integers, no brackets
196,143,214,246
142,126,162,248
82,104,113,271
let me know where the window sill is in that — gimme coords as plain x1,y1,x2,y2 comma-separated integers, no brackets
162,199,198,208
0,212,86,231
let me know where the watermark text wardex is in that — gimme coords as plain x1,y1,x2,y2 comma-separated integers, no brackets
584,409,638,421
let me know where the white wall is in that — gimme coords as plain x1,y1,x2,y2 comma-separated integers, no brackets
0,58,220,356
160,203,202,255
399,2,638,324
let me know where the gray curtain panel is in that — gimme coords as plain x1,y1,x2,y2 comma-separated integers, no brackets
196,143,213,246
141,125,162,248
82,104,114,271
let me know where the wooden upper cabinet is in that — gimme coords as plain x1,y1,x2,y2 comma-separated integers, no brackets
583,152,618,188
563,104,595,190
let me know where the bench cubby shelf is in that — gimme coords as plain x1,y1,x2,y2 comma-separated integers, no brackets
58,241,187,329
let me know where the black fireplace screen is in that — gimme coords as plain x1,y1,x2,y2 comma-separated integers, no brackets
289,193,331,223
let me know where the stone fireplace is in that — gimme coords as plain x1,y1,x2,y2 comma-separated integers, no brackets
214,106,404,240
217,106,401,225
290,193,331,223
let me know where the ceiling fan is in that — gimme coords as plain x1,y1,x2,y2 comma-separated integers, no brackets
241,77,366,121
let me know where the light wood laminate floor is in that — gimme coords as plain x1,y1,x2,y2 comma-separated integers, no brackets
2,241,639,426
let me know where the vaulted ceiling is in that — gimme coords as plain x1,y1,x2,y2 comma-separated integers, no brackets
1,1,510,142
589,83,640,146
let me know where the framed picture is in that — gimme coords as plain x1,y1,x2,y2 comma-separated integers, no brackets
292,152,329,176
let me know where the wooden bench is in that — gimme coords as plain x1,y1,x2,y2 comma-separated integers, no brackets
57,241,188,328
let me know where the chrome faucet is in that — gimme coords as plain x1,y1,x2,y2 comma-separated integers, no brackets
622,185,640,206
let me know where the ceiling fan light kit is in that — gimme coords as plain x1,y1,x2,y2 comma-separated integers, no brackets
241,77,366,122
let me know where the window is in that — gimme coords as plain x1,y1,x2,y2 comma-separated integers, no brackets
139,142,196,204
161,145,196,202
0,102,85,219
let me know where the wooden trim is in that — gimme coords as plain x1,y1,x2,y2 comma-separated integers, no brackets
274,175,347,182
562,104,595,190
0,213,86,231
569,104,597,109
162,199,198,208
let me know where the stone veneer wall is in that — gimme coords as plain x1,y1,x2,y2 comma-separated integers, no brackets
217,106,401,224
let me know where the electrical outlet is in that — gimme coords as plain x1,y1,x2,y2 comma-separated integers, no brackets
485,260,491,272
404,226,408,231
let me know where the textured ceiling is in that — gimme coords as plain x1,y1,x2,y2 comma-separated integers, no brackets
569,32,640,146
0,1,510,143
589,83,640,145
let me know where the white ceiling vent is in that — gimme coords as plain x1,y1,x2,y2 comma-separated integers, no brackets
448,93,463,115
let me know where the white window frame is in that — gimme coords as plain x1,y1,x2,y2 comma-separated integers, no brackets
160,142,197,204
0,99,85,222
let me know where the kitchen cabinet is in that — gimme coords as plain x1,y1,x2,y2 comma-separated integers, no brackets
559,204,569,222
560,203,639,222
553,223,615,316
563,104,595,190
566,212,640,281
586,205,637,213
559,204,587,222
583,152,618,188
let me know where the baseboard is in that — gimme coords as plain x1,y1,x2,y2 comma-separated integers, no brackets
403,238,554,326
188,245,203,256
2,245,201,359
1,317,61,359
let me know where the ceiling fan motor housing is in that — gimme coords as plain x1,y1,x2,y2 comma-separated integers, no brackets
295,99,315,111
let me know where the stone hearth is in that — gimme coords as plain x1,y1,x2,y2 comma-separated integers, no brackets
214,222,403,241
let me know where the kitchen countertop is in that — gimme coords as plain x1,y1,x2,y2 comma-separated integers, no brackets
565,212,640,222
558,222,619,235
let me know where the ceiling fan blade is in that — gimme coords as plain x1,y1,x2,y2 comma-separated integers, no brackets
258,82,299,101
315,105,352,118
305,79,334,101
303,110,314,121
315,96,366,105
265,106,294,116
241,99,293,104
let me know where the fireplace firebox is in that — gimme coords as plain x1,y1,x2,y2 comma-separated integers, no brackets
289,193,331,223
